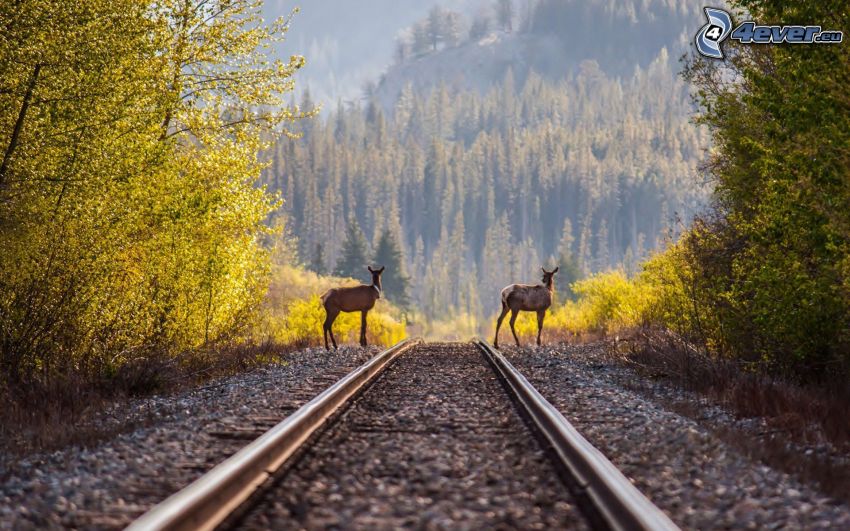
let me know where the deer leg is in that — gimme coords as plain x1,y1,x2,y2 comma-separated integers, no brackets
536,310,545,346
324,309,339,350
328,325,338,350
494,302,509,348
360,310,368,347
509,309,521,347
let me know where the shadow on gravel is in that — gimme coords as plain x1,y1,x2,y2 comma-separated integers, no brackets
599,329,850,506
0,340,307,464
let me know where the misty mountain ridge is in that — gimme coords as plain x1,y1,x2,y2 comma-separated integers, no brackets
374,0,701,108
261,0,711,322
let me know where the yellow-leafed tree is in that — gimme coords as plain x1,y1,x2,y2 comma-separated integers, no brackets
0,0,309,386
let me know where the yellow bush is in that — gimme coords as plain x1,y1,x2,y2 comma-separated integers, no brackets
271,295,406,347
571,270,652,332
492,262,690,342
638,243,697,334
259,263,407,348
422,312,480,341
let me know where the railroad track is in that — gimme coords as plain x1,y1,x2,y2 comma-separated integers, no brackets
127,339,678,531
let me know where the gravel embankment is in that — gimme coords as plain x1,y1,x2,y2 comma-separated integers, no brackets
504,343,850,530
0,346,377,530
237,342,588,530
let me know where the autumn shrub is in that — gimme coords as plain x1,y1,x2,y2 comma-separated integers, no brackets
422,311,480,341
675,1,850,380
261,262,407,348
497,242,710,346
0,0,309,392
501,268,660,343
270,295,406,347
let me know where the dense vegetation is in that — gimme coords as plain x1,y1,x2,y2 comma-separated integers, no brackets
4,0,844,405
670,0,850,379
0,0,313,394
265,48,708,328
513,1,850,382
392,0,701,78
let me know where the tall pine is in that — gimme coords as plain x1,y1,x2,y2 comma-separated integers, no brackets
309,243,327,275
373,229,411,310
334,220,370,279
556,219,581,300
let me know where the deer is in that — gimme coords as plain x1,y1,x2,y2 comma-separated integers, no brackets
321,266,385,350
494,267,558,349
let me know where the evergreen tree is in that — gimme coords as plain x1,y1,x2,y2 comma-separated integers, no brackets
309,243,327,275
578,215,593,276
427,7,443,51
469,14,491,41
595,219,610,271
373,229,411,310
412,22,430,56
497,0,513,32
443,12,462,47
481,214,512,311
555,219,581,299
334,220,370,279
394,37,409,64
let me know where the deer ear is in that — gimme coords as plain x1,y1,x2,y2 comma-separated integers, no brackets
378,266,385,273
541,267,547,274
553,267,559,274
367,266,374,273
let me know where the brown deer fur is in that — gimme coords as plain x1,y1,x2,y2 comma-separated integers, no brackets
494,267,558,348
321,266,384,350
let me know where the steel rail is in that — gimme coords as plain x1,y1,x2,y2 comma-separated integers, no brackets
127,338,421,531
474,339,680,531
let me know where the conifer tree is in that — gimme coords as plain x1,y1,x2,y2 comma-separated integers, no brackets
427,6,444,51
412,22,430,56
469,14,491,41
309,243,327,275
556,219,581,300
261,33,707,323
443,12,462,47
334,220,370,279
373,229,411,310
497,0,513,32
596,219,610,271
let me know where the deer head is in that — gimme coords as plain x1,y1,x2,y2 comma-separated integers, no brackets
367,265,385,295
541,267,559,290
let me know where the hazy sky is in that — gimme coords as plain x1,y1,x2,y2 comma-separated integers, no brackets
263,0,488,106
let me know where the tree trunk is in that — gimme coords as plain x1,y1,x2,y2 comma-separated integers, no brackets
0,63,41,189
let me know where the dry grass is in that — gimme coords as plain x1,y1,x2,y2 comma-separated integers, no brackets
600,327,850,502
611,328,850,448
638,330,846,444
595,328,850,503
0,340,297,462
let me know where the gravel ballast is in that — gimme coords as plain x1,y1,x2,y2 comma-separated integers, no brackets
503,343,850,530
0,346,377,530
5,340,848,530
237,342,587,530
